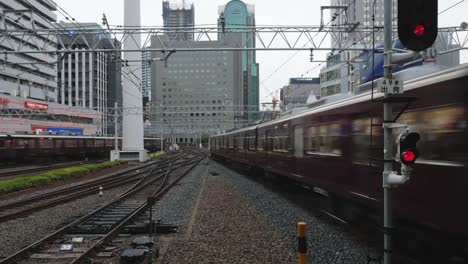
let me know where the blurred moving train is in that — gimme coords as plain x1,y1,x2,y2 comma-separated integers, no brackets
0,134,161,163
211,63,468,242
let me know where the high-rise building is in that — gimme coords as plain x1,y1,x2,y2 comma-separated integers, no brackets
162,1,195,41
0,0,58,102
218,0,259,123
57,23,122,135
149,37,239,143
330,0,397,48
142,49,152,123
142,49,152,101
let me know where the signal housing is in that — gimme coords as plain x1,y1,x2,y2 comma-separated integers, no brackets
398,0,438,52
398,131,420,165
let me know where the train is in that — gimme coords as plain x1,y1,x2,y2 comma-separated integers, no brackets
0,134,161,163
210,63,468,244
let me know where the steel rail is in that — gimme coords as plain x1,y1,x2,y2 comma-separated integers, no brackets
71,154,204,263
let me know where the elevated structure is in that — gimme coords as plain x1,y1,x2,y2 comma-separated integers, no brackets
112,0,147,162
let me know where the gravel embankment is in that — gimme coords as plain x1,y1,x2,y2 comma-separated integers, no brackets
211,161,380,264
153,162,208,230
0,184,131,257
160,161,295,264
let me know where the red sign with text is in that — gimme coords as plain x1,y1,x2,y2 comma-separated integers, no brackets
24,101,48,111
32,126,47,135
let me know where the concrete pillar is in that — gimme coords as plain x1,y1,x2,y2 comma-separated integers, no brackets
115,0,147,162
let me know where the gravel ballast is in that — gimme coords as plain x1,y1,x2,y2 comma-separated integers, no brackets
159,161,295,264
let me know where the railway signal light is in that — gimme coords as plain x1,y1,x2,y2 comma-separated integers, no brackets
398,0,438,52
397,131,420,165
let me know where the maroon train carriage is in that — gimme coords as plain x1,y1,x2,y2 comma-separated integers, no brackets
210,63,468,240
0,135,161,163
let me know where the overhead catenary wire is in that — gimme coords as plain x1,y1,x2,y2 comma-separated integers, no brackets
259,0,359,103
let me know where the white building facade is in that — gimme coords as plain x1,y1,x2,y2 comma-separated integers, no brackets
0,0,58,102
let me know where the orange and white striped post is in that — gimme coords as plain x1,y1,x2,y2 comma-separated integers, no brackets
297,222,307,264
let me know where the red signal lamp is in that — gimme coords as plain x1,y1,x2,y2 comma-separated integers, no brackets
402,151,416,163
413,25,426,37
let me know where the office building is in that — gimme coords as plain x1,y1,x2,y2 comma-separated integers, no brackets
149,37,239,143
280,78,321,111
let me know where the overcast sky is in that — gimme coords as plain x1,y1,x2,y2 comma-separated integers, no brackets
55,0,467,104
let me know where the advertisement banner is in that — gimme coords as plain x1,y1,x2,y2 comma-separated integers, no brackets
46,128,84,136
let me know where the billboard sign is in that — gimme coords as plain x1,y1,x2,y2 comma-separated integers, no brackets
32,127,84,136
24,101,49,111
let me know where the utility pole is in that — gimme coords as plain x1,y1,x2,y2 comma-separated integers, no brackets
383,0,394,263
114,102,118,151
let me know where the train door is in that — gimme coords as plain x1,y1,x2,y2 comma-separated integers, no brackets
294,126,304,158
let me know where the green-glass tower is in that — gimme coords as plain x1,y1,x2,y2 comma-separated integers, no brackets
219,0,259,125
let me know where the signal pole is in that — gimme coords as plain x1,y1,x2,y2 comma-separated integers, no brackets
383,0,394,263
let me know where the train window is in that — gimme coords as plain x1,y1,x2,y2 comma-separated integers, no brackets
351,118,383,165
86,139,94,147
38,138,54,148
304,123,343,156
257,131,264,151
399,106,466,163
238,135,244,150
14,139,30,149
273,124,290,153
265,130,273,151
228,136,234,149
64,139,78,148
247,133,256,151
95,140,105,147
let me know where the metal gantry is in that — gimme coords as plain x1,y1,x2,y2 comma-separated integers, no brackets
1,25,467,57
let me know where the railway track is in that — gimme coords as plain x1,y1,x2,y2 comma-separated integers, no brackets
0,148,204,264
0,152,184,223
